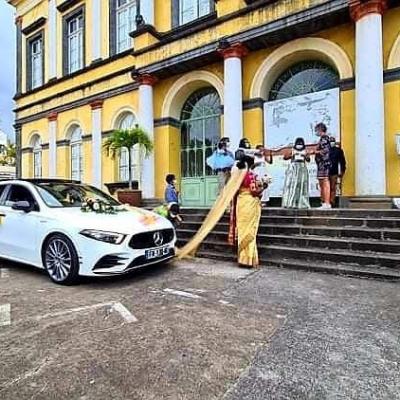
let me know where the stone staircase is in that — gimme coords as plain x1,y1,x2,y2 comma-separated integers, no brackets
176,208,400,280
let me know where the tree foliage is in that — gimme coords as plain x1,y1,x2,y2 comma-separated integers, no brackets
103,125,153,189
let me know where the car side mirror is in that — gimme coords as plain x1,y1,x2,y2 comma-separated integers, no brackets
12,201,33,213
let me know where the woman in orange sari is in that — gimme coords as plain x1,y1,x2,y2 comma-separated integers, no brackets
229,155,264,268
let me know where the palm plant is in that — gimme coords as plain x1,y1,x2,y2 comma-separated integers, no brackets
103,125,153,190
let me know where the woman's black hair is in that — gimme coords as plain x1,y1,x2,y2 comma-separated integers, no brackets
166,174,176,184
217,141,225,150
239,138,251,149
236,154,255,170
315,122,327,133
168,203,180,216
294,137,305,148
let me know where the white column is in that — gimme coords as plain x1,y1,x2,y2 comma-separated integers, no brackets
91,0,102,62
48,0,57,79
352,1,386,195
219,43,248,149
138,74,156,199
140,0,154,25
91,100,103,188
48,113,58,178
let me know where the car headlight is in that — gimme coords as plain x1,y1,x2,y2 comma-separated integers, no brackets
80,229,126,245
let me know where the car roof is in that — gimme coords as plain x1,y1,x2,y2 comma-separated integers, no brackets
0,179,81,185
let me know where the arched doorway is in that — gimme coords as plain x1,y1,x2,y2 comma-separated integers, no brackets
180,88,221,207
264,60,340,197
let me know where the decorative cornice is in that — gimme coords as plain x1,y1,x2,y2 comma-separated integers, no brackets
349,0,387,21
339,77,355,91
154,117,181,128
15,65,135,112
22,17,46,36
383,67,400,83
41,143,50,150
15,16,23,25
47,112,58,122
15,49,132,101
243,98,265,110
136,0,349,79
90,100,104,110
132,72,158,86
218,42,249,59
129,24,163,40
56,139,70,147
57,0,83,13
15,82,139,126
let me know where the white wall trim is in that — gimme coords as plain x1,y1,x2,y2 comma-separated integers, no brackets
63,120,83,140
388,33,400,69
110,106,138,130
161,70,224,119
27,131,41,148
250,37,354,99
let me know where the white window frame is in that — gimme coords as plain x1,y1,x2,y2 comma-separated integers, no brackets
117,113,140,182
70,127,83,181
179,0,211,25
67,13,84,74
116,0,136,54
30,36,43,89
32,137,42,179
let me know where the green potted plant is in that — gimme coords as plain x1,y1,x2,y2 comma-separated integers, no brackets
103,125,153,206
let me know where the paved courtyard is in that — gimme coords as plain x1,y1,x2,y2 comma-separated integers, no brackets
0,258,399,400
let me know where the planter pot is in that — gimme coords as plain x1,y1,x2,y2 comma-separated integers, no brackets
117,189,142,207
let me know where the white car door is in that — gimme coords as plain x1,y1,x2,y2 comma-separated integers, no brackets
0,184,10,257
0,184,41,264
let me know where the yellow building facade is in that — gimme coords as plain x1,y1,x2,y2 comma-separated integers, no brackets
10,0,400,206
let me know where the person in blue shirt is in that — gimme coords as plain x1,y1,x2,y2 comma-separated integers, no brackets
165,174,179,204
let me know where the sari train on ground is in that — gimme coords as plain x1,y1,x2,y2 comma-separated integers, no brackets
177,168,247,259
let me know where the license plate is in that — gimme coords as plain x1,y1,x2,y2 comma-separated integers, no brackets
145,246,170,260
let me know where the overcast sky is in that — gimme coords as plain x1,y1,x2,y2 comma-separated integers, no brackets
0,1,16,142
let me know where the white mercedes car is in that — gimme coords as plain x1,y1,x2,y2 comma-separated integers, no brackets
0,179,176,284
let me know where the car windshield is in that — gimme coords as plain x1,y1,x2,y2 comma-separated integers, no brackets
35,182,121,208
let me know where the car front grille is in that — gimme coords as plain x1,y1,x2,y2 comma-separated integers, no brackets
129,229,175,249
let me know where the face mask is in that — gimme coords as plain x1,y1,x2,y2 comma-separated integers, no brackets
172,180,177,185
294,145,304,150
244,143,250,149
330,141,336,147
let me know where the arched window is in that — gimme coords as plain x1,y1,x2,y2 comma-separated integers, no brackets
268,61,339,101
69,125,83,181
32,135,42,178
116,112,137,182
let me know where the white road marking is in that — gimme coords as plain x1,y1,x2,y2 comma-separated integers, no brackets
111,302,137,323
163,288,202,299
35,302,111,321
36,302,137,324
0,304,11,326
0,268,9,278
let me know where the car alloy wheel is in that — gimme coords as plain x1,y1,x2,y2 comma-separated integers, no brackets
43,234,79,285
